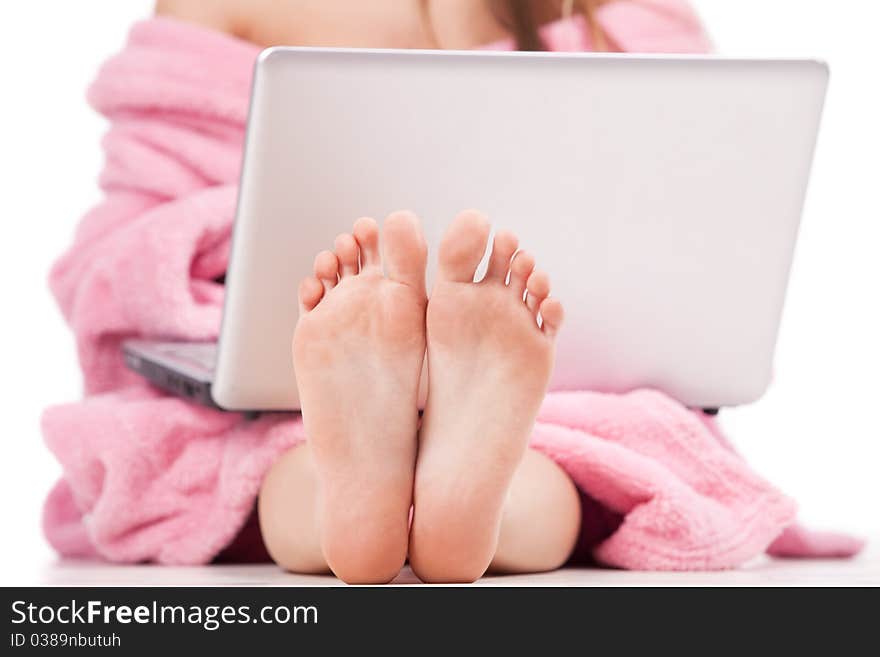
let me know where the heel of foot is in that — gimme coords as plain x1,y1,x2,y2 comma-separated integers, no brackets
408,497,501,584
323,527,408,584
409,530,495,584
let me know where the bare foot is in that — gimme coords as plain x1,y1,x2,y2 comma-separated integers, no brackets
292,212,428,584
409,210,564,583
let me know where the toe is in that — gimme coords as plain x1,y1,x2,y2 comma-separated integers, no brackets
437,210,491,283
540,298,565,338
313,250,339,292
525,270,551,318
508,250,535,300
298,276,324,313
334,233,360,278
382,211,428,291
485,230,519,283
353,217,381,271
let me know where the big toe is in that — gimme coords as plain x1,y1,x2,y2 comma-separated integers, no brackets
437,210,491,283
382,211,428,291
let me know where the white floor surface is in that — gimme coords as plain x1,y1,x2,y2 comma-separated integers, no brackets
11,545,878,587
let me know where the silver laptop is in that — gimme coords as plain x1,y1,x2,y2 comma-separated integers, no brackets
123,48,829,412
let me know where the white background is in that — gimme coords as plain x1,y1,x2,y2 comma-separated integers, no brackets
0,1,877,583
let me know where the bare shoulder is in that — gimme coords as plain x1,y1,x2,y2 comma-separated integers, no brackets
154,0,244,36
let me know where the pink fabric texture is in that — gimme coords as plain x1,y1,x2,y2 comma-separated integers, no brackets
43,7,863,568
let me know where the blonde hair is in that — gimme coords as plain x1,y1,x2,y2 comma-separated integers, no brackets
421,0,610,52
571,0,609,51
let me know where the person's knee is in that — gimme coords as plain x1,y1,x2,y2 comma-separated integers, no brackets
258,445,329,574
493,449,582,573
260,528,328,575
258,494,328,575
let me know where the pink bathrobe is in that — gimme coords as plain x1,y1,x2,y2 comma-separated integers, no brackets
42,3,863,568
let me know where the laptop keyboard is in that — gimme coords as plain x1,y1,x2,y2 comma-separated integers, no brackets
156,342,218,371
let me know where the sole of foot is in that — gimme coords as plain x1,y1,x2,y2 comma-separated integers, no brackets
292,211,428,584
409,210,564,583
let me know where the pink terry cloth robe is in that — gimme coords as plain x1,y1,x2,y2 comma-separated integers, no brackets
42,5,863,568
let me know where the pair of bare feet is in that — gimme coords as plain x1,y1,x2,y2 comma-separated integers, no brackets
292,210,564,583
